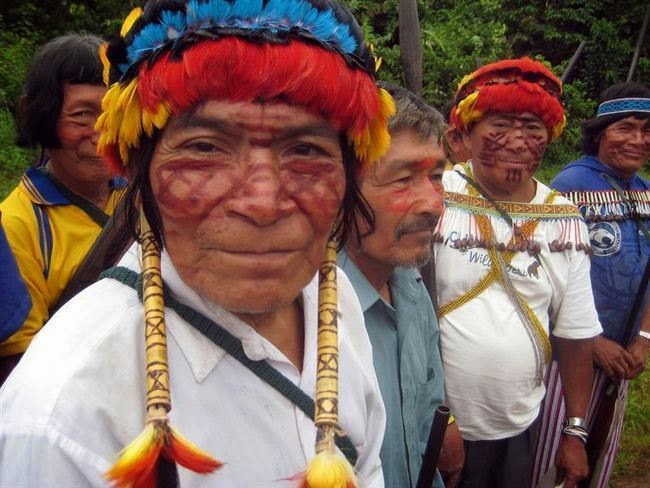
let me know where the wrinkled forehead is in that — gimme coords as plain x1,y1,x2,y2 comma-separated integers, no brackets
483,112,545,123
170,100,338,134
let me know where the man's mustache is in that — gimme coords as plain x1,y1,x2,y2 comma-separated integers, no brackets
395,214,437,241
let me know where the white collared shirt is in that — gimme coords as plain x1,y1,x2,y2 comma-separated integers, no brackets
0,244,385,487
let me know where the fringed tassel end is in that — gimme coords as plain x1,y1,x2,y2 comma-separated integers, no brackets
297,451,357,488
106,421,222,488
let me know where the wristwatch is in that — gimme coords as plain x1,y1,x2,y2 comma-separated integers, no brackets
638,330,650,341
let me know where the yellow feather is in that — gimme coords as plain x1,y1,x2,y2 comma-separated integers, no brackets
456,90,482,128
350,87,395,165
551,115,567,142
121,7,143,38
142,103,171,136
106,423,162,482
99,43,111,86
303,452,357,488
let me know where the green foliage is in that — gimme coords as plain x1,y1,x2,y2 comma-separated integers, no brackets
0,108,35,199
0,30,35,111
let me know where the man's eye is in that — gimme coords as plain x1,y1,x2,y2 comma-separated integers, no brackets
430,172,443,182
287,143,327,157
189,141,220,153
393,176,411,184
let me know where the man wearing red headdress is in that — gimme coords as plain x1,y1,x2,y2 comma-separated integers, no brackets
0,1,394,486
433,58,602,487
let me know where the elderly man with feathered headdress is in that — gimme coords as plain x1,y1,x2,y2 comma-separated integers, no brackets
0,1,396,486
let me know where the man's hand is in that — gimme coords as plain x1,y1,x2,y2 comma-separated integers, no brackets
554,435,588,488
593,335,634,379
626,336,649,379
438,420,464,488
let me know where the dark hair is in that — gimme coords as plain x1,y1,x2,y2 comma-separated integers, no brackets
122,133,374,251
581,82,650,155
16,33,104,149
378,81,447,142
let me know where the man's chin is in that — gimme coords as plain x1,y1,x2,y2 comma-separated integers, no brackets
391,249,432,269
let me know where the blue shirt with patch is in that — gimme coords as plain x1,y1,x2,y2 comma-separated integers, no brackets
551,155,650,345
338,250,445,488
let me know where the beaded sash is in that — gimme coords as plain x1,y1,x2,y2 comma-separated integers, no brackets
439,165,553,383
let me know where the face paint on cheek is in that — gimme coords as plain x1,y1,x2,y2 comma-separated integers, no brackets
153,161,235,221
524,134,547,165
287,161,346,232
478,132,506,165
505,169,522,182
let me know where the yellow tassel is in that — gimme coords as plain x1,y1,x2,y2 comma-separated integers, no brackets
106,422,163,487
166,427,224,473
301,452,357,488
121,7,143,38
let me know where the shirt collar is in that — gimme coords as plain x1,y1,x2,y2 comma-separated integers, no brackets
22,166,127,206
119,243,320,384
337,249,423,311
568,155,639,184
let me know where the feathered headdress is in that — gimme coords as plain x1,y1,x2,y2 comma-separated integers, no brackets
450,57,566,142
96,0,395,174
99,1,392,487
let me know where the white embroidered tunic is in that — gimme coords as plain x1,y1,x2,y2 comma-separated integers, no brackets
433,164,602,441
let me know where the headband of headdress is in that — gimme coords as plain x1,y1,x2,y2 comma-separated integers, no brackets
597,97,650,117
450,57,566,142
96,0,395,174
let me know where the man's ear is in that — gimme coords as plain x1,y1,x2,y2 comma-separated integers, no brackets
460,129,472,152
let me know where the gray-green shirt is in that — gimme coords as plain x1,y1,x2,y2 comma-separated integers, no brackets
338,251,445,488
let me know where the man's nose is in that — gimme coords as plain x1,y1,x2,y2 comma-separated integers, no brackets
227,160,296,226
505,125,529,151
412,177,444,215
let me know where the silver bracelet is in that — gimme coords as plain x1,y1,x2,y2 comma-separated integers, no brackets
564,417,586,429
638,330,650,341
562,423,588,444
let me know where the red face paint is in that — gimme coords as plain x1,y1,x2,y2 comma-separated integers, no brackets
467,113,549,200
149,100,346,315
357,129,444,269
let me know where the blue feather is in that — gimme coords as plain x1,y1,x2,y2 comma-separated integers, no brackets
160,10,187,39
231,0,264,19
124,0,360,71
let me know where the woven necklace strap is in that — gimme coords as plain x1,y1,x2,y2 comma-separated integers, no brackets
99,266,359,467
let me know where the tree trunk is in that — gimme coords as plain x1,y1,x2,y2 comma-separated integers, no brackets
399,0,423,95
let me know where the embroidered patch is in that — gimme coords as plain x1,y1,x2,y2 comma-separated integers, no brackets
589,222,621,256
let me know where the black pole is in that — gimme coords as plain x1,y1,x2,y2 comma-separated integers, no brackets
561,41,586,83
627,6,650,82
416,405,450,488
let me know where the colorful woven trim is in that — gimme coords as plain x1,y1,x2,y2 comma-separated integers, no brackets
444,191,582,220
563,189,650,222
97,0,395,173
597,98,650,117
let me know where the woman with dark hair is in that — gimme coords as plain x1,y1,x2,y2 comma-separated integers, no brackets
534,82,650,487
0,34,126,383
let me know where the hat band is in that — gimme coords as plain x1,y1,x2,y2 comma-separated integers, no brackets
597,98,650,117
